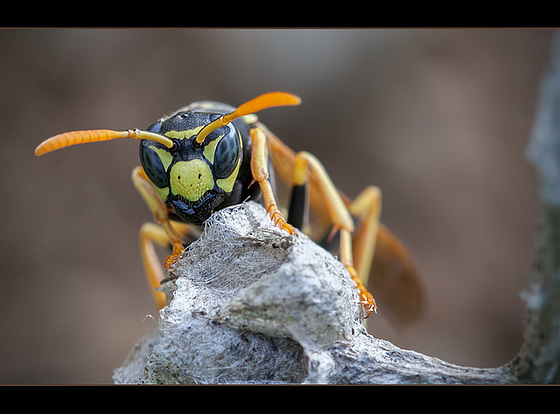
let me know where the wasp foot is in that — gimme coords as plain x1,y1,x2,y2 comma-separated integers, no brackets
164,242,185,270
345,264,377,319
267,205,298,236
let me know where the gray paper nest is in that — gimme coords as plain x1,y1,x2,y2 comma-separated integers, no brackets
113,202,514,384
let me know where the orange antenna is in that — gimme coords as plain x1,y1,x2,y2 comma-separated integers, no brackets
34,128,175,157
195,91,301,145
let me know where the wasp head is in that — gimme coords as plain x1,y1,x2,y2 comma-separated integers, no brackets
34,92,301,226
140,104,246,225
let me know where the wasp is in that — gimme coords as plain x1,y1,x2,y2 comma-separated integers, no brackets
35,92,422,323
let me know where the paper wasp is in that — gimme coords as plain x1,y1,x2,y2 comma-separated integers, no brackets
35,92,422,323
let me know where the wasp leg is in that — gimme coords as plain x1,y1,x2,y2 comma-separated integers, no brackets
139,222,170,310
139,221,200,310
131,166,184,269
264,125,420,323
287,162,309,231
348,186,382,289
340,229,377,317
291,151,377,317
351,186,425,324
287,180,308,231
250,127,297,235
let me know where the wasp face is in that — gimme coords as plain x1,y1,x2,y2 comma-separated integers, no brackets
35,92,300,225
139,105,244,225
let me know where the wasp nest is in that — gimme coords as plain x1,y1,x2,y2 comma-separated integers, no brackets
113,201,520,384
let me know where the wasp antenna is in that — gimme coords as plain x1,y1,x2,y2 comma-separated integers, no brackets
127,129,175,148
34,129,174,157
195,92,301,145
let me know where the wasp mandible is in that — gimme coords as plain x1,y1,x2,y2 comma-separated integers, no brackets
35,92,422,323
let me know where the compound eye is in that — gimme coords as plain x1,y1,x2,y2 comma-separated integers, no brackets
146,120,162,133
139,141,169,188
213,130,241,179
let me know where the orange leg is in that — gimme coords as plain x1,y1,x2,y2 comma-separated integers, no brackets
131,166,185,269
138,220,200,310
139,222,170,310
264,126,421,324
250,127,297,236
348,186,382,288
349,186,425,325
291,151,376,316
262,129,377,317
132,166,205,309
339,229,377,317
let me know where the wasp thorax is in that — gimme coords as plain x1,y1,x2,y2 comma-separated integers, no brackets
169,160,214,202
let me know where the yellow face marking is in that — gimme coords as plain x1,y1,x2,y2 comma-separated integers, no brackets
164,126,203,140
202,135,222,164
169,160,214,202
216,157,241,193
149,145,173,172
154,186,170,202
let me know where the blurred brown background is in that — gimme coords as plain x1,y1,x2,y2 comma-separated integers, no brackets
0,28,554,384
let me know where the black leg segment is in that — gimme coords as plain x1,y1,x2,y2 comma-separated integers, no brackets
287,183,308,230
